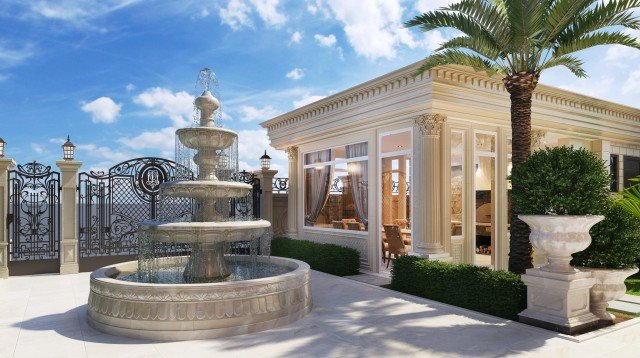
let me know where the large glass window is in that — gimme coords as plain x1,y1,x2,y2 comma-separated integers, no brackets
450,131,464,237
624,156,640,188
475,131,496,268
303,142,368,232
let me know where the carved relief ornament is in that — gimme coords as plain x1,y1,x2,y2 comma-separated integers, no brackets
415,113,447,136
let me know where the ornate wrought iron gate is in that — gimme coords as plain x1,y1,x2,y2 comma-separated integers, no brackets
77,157,193,271
231,170,261,219
7,162,61,275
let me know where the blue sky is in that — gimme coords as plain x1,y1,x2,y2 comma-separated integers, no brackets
1,0,639,174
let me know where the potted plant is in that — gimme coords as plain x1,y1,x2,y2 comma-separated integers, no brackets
572,201,640,321
509,146,610,274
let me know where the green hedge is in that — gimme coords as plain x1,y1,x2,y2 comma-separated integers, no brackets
270,237,360,276
390,256,526,320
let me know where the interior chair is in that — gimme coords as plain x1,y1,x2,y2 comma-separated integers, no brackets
383,224,408,268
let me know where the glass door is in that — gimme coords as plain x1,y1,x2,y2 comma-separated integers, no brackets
474,131,496,268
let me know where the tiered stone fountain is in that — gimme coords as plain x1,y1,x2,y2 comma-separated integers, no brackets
87,77,311,340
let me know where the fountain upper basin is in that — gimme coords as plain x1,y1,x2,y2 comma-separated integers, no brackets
177,127,237,150
160,180,252,199
140,219,271,244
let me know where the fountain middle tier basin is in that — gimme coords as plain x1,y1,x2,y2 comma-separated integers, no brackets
140,219,271,244
87,256,312,340
176,127,237,150
160,180,252,199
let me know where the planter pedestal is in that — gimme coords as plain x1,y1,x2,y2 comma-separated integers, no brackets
519,268,599,335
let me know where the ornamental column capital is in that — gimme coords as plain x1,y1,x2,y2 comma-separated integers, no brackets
415,113,447,137
285,146,298,161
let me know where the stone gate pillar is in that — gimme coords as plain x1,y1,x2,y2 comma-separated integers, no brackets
56,160,82,275
286,146,299,239
253,168,278,223
413,114,451,261
0,157,15,278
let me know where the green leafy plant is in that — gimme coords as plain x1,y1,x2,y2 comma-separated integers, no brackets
390,256,526,320
572,201,640,269
270,237,360,276
509,146,610,215
618,179,640,220
405,0,640,274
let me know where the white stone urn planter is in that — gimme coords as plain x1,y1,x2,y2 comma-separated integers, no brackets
518,215,604,274
579,267,639,321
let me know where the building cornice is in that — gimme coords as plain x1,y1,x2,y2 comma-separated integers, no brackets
261,62,640,135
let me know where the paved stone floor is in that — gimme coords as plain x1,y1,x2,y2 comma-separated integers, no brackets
2,271,640,358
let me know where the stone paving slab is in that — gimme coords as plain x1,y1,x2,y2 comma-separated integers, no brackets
2,271,640,357
344,273,391,286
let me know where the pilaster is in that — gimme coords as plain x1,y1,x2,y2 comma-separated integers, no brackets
412,114,451,261
285,147,299,239
0,158,15,278
56,160,82,275
253,169,278,223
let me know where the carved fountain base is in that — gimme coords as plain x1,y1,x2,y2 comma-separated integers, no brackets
87,256,312,341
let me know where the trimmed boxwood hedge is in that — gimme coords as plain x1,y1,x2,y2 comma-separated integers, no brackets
270,237,360,276
390,256,526,320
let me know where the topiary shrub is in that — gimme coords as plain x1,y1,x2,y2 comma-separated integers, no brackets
509,146,610,215
390,256,526,320
270,237,360,276
571,201,640,269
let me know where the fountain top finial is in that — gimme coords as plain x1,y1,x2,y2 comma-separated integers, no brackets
194,68,220,127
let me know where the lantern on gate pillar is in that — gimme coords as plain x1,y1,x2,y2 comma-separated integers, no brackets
62,136,76,161
260,150,271,170
0,137,5,158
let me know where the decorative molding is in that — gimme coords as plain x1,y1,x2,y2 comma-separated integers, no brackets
285,146,298,161
531,129,547,150
415,113,447,136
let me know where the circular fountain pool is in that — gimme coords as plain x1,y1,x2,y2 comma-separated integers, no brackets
88,256,311,340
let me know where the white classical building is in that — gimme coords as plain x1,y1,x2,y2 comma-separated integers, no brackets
261,61,640,273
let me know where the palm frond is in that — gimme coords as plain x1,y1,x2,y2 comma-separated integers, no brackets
414,49,506,76
618,184,640,221
556,0,640,45
555,32,640,57
405,11,503,55
443,0,510,49
538,55,587,77
543,0,593,44
504,0,547,50
436,35,501,60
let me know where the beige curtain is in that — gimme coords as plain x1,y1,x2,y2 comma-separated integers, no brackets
304,150,332,226
346,143,368,229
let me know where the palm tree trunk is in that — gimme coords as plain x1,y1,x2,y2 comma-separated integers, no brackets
504,72,539,274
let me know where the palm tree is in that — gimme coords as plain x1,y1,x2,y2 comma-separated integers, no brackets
406,0,640,274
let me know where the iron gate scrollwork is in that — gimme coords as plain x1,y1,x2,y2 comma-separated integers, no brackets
78,157,193,259
231,170,261,219
7,162,61,272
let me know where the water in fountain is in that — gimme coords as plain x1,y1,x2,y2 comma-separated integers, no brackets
117,68,284,284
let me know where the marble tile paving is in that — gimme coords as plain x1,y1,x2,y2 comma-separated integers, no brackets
2,271,640,358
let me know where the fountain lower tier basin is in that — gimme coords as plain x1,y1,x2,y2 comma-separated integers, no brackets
140,220,271,244
88,256,312,341
160,180,252,199
176,127,237,150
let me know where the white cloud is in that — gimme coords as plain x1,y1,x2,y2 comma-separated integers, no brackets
31,143,44,154
291,31,303,44
314,33,337,47
81,97,122,124
118,126,177,151
133,87,194,127
293,94,325,108
605,45,640,66
125,83,136,92
23,0,142,29
623,69,640,95
237,105,280,122
219,0,253,30
0,43,35,68
237,129,287,171
249,0,286,27
286,68,304,80
414,0,455,13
